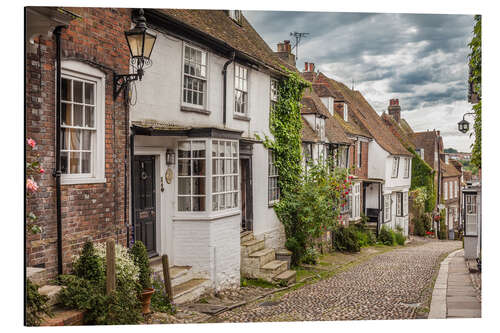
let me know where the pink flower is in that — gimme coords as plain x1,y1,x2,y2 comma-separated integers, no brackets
349,175,353,180
27,138,36,148
39,168,45,174
27,179,39,193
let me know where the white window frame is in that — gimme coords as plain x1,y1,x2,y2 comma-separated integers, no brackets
212,140,239,212
356,141,361,169
234,64,249,116
61,60,106,185
403,191,408,216
465,194,478,236
328,97,334,115
228,10,242,23
350,183,361,220
343,103,349,121
182,43,208,109
404,158,410,178
444,181,448,200
391,157,400,178
454,180,458,198
268,149,280,204
396,192,403,217
384,194,391,222
177,140,208,212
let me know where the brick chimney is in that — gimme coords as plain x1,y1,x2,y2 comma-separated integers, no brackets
387,98,401,123
275,40,296,66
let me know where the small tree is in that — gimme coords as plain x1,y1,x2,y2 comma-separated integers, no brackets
130,241,152,290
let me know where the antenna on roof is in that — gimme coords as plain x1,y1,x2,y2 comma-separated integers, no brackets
290,31,309,60
351,79,355,90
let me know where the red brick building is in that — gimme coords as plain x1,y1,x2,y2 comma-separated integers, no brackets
25,7,133,279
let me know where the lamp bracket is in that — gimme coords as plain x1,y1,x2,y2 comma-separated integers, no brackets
113,69,143,100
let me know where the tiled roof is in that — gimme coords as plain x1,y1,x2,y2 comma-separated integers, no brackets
412,131,439,168
316,73,411,156
325,116,352,145
441,160,461,177
153,9,287,73
381,113,416,150
311,83,344,100
301,117,321,143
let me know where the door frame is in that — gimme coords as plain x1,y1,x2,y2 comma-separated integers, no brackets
239,140,254,231
132,147,164,256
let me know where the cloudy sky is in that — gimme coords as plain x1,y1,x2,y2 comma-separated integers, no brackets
244,11,475,152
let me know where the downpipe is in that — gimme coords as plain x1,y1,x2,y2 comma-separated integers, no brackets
222,51,235,126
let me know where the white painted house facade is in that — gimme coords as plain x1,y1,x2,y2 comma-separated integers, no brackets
129,9,288,291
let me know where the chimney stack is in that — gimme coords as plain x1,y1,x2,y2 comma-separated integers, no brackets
303,62,315,72
387,98,401,123
304,62,309,72
275,40,296,66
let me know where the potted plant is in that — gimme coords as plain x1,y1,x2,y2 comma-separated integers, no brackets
130,241,154,314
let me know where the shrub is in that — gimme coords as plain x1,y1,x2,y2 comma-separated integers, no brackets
414,217,426,236
394,231,406,245
378,226,395,245
438,219,447,240
26,279,52,326
130,241,152,290
58,241,142,325
356,229,376,247
332,225,360,252
151,278,175,313
301,247,319,265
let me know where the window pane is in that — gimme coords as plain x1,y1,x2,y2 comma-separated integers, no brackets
178,160,191,176
82,152,91,173
193,177,205,195
212,194,219,211
61,152,68,174
193,196,205,211
178,178,191,195
192,141,206,158
70,152,80,174
85,82,94,104
62,103,71,126
178,196,191,211
82,130,91,150
178,142,191,158
212,176,218,193
192,160,205,175
233,192,238,207
61,128,68,150
85,106,95,128
212,141,218,157
73,104,83,126
70,129,81,150
233,159,238,174
73,81,83,103
62,78,71,101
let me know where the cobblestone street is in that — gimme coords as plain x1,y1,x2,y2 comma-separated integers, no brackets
216,240,462,322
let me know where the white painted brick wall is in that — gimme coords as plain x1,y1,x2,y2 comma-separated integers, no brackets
210,215,240,290
173,220,211,277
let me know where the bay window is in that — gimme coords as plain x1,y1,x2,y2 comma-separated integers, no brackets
61,61,105,184
183,44,207,108
212,140,239,211
392,157,400,178
178,141,206,211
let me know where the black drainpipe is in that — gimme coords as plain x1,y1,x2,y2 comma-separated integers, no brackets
222,51,236,126
53,26,65,275
128,128,135,247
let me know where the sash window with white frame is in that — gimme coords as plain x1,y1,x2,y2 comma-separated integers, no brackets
183,45,207,108
343,103,348,121
444,181,448,200
384,194,391,222
404,158,410,178
392,157,400,178
403,191,408,216
60,61,105,184
270,78,278,110
454,180,458,198
178,141,206,212
465,194,478,236
268,150,280,204
396,192,403,217
212,140,239,211
350,183,361,219
356,141,362,169
234,64,248,115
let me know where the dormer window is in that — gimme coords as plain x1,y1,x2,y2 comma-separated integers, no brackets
343,103,349,122
328,97,334,115
228,10,242,24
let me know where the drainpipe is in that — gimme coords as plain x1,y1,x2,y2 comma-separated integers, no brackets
128,128,136,247
222,51,236,126
53,26,66,275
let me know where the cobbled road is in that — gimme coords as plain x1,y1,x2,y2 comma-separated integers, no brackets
217,240,461,322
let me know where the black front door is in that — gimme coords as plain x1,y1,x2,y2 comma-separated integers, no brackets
133,155,157,256
240,157,253,231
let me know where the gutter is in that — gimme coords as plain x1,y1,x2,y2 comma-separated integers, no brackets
53,25,66,275
222,51,235,126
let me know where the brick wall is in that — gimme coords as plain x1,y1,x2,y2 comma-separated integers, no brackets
26,8,132,277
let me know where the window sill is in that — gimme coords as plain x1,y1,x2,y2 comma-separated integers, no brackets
61,177,107,185
173,209,240,221
233,114,251,122
181,105,211,115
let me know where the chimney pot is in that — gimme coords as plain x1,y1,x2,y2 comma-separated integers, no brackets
304,62,309,72
309,63,315,72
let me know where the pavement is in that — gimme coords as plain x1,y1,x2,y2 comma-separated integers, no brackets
215,240,461,322
428,249,481,319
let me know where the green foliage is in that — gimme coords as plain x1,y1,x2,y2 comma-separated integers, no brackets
332,225,361,252
58,241,142,325
437,210,447,240
301,247,319,265
150,278,175,314
408,148,436,212
378,226,395,246
414,217,426,236
26,279,52,326
468,15,481,168
444,148,458,153
130,241,152,290
394,230,406,246
355,229,376,247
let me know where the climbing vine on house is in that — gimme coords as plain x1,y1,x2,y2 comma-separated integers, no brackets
408,147,436,212
256,68,350,264
468,15,481,168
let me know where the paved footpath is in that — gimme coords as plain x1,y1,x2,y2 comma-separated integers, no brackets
429,249,481,319
217,240,461,322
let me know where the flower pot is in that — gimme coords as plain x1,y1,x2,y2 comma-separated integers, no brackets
141,288,155,315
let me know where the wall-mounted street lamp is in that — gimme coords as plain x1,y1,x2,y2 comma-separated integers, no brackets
458,112,475,133
166,149,176,165
113,8,157,100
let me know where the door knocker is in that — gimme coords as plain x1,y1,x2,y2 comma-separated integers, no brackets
165,168,173,184
160,177,165,192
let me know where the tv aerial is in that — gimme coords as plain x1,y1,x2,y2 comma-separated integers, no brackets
290,31,310,60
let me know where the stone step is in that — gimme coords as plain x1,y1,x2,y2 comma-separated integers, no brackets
273,270,296,286
149,257,194,287
248,248,275,267
38,285,63,307
27,267,49,287
41,308,85,326
240,231,255,243
173,278,211,304
261,260,288,276
241,239,265,257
